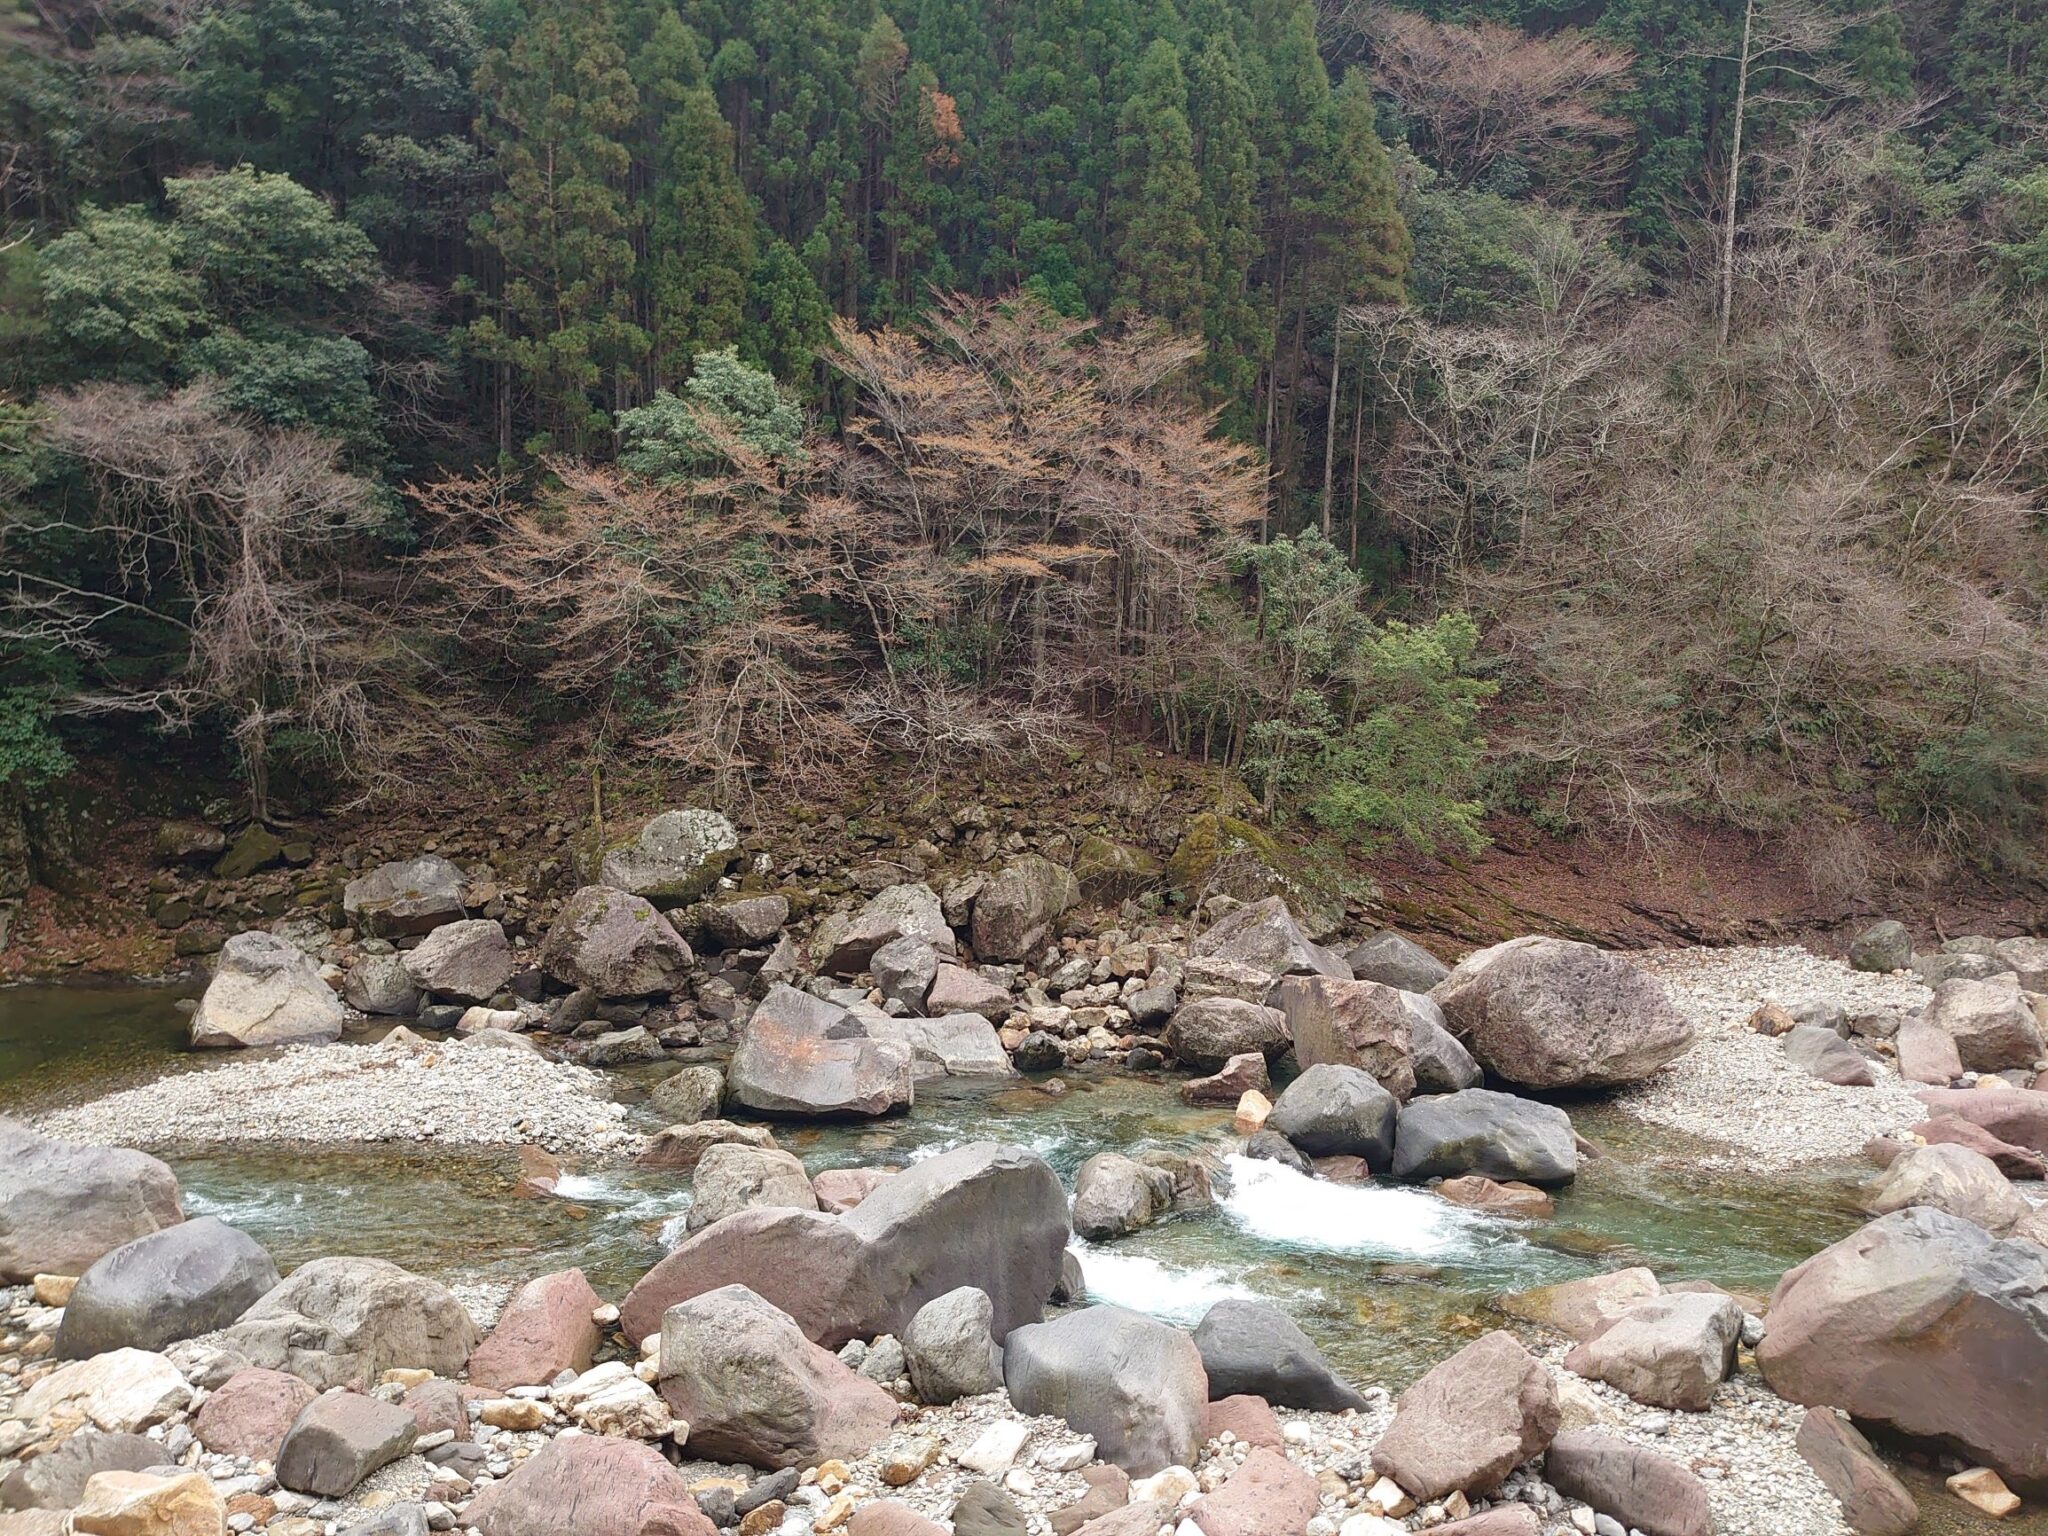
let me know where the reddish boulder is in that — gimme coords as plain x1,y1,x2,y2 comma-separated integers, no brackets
1794,1409,1918,1536
1895,1020,1962,1086
847,1505,948,1536
192,1369,314,1460
1050,1466,1132,1536
1544,1430,1709,1536
1912,1087,2048,1154
1913,1114,2048,1179
1205,1394,1284,1451
1185,1446,1317,1536
1759,1206,2048,1482
1181,1053,1271,1106
1272,977,1419,1100
468,1436,715,1536
402,1378,491,1440
465,1268,602,1390
812,1167,898,1214
1370,1331,1559,1500
1436,1177,1554,1219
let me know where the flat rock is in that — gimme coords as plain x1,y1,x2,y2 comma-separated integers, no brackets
1369,1331,1558,1501
865,1013,1014,1078
67,1471,224,1536
194,1368,317,1459
1543,1429,1709,1536
18,1349,191,1432
1794,1409,1918,1536
1563,1292,1742,1410
468,1434,715,1536
343,856,466,937
1497,1269,1662,1342
634,1119,778,1174
1432,937,1693,1089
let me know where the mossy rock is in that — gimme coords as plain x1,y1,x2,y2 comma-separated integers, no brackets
213,824,286,880
1072,833,1163,903
1165,812,1345,937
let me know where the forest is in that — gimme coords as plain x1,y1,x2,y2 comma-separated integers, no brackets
2,0,2046,891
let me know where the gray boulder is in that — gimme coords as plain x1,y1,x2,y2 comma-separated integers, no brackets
699,893,789,949
598,808,740,906
1192,1298,1365,1411
657,1284,898,1468
0,1119,182,1282
620,1141,1070,1349
1563,1292,1742,1411
1275,977,1424,1101
275,1393,419,1496
1758,1206,2048,1482
343,856,467,937
577,1024,665,1065
1924,974,2045,1073
223,1256,482,1391
1003,1305,1208,1475
971,856,1080,963
1347,931,1450,992
1264,1064,1398,1169
728,985,914,1117
1782,1024,1876,1087
538,885,694,998
1189,897,1348,980
1545,1430,1710,1536
823,883,954,976
0,1432,158,1511
865,1014,1015,1078
1371,1330,1559,1501
401,919,513,1003
903,1286,1003,1404
1243,1128,1314,1174
1994,935,2048,991
1409,1002,1483,1094
927,964,1015,1020
191,930,346,1049
57,1216,278,1359
1071,1153,1174,1241
871,935,940,1011
342,954,418,1017
1863,1142,2025,1235
1432,936,1693,1089
1847,921,1913,974
1392,1089,1578,1186
1164,996,1289,1070
688,1144,820,1233
650,1064,724,1125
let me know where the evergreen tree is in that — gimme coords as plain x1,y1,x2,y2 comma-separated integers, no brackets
740,236,832,383
468,0,648,455
1188,33,1265,412
1112,39,1206,327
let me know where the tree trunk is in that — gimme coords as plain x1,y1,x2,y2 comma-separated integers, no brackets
1717,0,1754,351
1321,326,1342,538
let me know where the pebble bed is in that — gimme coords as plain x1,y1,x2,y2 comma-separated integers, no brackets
33,1034,641,1156
1618,947,1931,1169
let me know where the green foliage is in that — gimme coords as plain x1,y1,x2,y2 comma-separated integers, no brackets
1111,39,1206,326
0,691,71,794
39,208,204,377
616,348,805,476
183,330,381,447
738,238,832,382
1399,162,1541,321
164,166,378,315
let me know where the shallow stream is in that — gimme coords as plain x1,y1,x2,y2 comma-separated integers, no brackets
0,981,1873,1387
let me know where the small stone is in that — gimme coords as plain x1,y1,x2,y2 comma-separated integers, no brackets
1367,1476,1414,1517
956,1421,1029,1476
1948,1467,2021,1518
32,1275,78,1307
480,1398,548,1431
881,1436,939,1486
1232,1091,1272,1135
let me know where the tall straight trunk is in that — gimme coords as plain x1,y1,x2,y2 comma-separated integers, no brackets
1717,0,1755,351
1320,326,1342,538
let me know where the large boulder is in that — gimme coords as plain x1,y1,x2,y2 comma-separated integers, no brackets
1496,1269,1663,1342
1562,1292,1742,1411
649,1064,724,1125
343,954,418,1017
1995,935,2048,990
1347,931,1451,992
728,985,914,1117
822,884,954,975
1913,1113,2048,1179
190,930,346,1049
193,1368,316,1459
1184,1446,1319,1536
0,1433,160,1512
66,1471,224,1536
597,809,740,906
1924,974,2045,1073
56,1216,278,1359
465,1268,602,1390
1003,1305,1208,1475
1894,1018,1962,1086
1072,835,1162,904
1863,1142,2026,1234
1757,1206,2048,1481
903,1286,1003,1404
1911,1086,2048,1154
699,892,789,949
1189,897,1347,980
1544,1430,1710,1536
275,1392,418,1497
222,1256,482,1390
1392,1089,1578,1187
343,855,467,937
1164,997,1289,1071
538,886,694,998
634,1119,776,1174
687,1144,819,1232
1273,977,1419,1100
656,1285,899,1468
468,1436,715,1536
620,1141,1069,1348
1071,1153,1174,1241
865,1014,1015,1078
1432,937,1693,1089
1370,1330,1559,1500
1263,1064,1398,1169
401,919,513,1003
871,936,939,1012
0,1121,181,1282
972,855,1080,963
926,964,1015,1021
1192,1299,1365,1411
1409,1001,1483,1094
1795,1409,1918,1536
